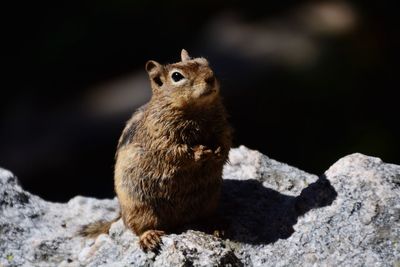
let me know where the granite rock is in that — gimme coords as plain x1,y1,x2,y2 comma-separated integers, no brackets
0,146,399,266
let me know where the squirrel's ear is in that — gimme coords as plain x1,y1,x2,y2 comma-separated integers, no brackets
145,60,162,76
181,49,190,62
145,60,163,87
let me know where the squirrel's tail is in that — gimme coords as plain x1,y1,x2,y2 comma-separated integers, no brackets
78,215,121,238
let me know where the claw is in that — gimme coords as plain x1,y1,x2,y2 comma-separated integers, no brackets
213,229,225,238
214,146,222,157
139,230,165,252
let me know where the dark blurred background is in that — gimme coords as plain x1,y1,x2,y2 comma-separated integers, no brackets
1,1,398,202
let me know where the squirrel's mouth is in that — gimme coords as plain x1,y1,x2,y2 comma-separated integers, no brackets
192,83,219,100
199,87,216,97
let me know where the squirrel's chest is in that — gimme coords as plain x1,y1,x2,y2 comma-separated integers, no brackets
144,122,216,151
178,122,217,148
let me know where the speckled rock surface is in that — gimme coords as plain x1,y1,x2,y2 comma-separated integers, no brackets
1,146,399,266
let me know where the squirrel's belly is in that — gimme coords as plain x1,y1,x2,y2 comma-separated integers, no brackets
151,169,222,226
115,144,225,228
133,162,222,224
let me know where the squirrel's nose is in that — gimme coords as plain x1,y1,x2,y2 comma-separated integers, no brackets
205,75,215,85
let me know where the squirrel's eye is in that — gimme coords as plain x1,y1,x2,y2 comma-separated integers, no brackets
171,72,185,82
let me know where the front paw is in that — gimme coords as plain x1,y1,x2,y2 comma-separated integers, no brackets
193,145,213,162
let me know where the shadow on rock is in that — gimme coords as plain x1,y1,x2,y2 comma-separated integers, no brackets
218,175,337,244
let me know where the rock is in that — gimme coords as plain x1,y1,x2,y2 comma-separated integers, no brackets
1,146,399,266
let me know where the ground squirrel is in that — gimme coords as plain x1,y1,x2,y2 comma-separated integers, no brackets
80,49,232,251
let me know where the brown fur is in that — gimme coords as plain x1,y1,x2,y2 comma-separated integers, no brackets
81,49,232,252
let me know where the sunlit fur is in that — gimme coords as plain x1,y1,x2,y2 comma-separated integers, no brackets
81,50,232,252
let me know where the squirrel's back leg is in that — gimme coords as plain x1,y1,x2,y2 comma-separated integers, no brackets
121,201,166,252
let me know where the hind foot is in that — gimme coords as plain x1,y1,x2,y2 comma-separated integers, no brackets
139,230,165,252
196,215,231,239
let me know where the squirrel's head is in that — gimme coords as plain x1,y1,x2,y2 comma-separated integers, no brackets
145,49,219,109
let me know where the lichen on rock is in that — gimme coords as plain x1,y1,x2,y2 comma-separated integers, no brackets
1,146,399,266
